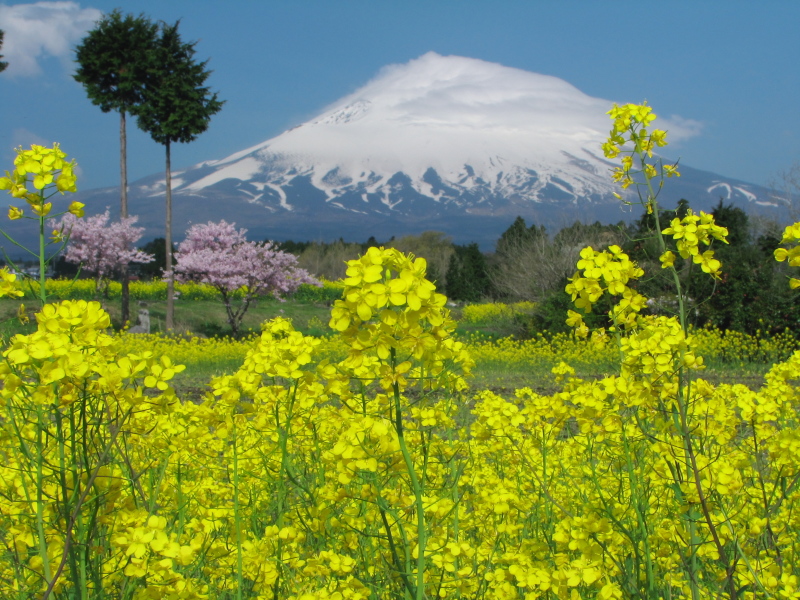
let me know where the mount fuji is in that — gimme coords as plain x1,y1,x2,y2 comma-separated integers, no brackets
67,52,780,249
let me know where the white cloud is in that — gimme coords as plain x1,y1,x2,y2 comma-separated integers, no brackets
11,127,50,147
660,114,704,144
0,2,102,77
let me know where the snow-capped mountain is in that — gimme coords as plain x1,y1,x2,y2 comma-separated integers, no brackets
65,52,781,248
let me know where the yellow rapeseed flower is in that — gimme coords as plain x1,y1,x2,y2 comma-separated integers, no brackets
0,268,23,298
68,201,85,217
0,143,79,224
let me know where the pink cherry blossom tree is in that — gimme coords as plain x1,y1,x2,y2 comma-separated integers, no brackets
54,210,153,297
174,220,319,336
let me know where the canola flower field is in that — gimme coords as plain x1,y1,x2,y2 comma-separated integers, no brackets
4,107,800,600
4,246,800,600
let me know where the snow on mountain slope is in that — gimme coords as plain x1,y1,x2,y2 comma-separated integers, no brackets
167,53,645,209
58,52,777,249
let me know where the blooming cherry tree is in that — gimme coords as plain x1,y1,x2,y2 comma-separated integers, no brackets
174,220,319,336
54,210,153,297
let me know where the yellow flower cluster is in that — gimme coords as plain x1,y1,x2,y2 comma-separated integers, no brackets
471,351,800,595
113,324,795,390
461,301,513,324
661,209,729,277
28,278,234,301
115,329,351,377
116,330,252,372
565,245,646,334
602,102,678,197
199,248,475,598
0,267,23,299
0,300,195,596
774,222,800,287
0,144,83,220
619,315,704,395
292,278,346,303
330,246,471,391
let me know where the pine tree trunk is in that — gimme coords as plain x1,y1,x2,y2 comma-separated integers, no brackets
120,110,131,327
120,111,128,218
165,140,174,332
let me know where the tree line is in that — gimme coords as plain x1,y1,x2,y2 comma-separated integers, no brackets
254,217,628,310
211,201,793,337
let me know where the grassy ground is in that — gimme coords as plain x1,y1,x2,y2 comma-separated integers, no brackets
1,296,794,401
1,296,497,339
0,296,333,339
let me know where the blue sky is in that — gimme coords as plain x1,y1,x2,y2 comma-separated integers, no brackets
0,0,798,193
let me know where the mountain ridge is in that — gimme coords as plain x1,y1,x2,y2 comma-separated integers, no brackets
5,52,785,253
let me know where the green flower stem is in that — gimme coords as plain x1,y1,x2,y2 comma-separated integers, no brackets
177,462,186,536
752,423,785,565
38,203,46,305
677,395,738,599
717,503,770,595
269,378,299,599
390,347,427,600
450,457,462,600
585,436,645,595
42,411,125,600
146,455,171,514
56,405,82,598
621,427,656,596
231,419,244,600
539,432,555,552
5,415,32,600
510,435,572,519
633,136,686,331
377,490,416,599
34,405,53,586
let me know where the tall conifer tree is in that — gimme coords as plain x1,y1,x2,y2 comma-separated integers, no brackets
73,11,159,324
446,243,492,302
135,20,223,330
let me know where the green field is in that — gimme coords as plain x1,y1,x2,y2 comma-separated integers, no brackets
3,294,793,401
